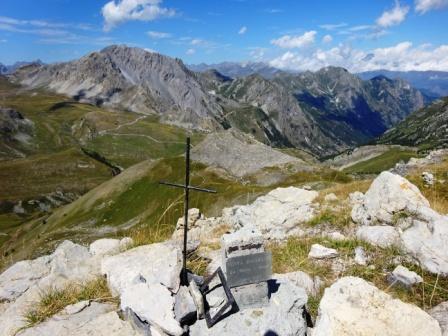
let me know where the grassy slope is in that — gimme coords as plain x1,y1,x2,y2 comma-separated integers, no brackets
343,148,419,174
0,154,354,266
0,77,205,254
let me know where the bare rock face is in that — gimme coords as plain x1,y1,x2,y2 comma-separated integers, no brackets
191,130,307,178
13,45,223,130
101,242,182,295
313,276,442,336
352,171,448,275
223,186,318,240
308,244,339,259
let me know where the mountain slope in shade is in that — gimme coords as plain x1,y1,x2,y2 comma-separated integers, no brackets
358,70,448,97
272,67,427,148
11,45,223,130
378,97,448,149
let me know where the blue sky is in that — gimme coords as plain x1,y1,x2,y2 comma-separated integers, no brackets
1,0,448,72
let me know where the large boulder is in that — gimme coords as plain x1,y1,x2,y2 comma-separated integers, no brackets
352,172,448,275
313,277,442,336
351,171,430,226
189,279,308,335
101,242,182,296
223,187,318,240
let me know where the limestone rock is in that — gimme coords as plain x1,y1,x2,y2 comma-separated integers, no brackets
429,302,448,336
0,240,103,336
0,256,51,302
356,225,400,248
119,237,134,251
89,238,121,256
189,280,308,335
120,282,183,336
174,285,196,325
313,276,442,336
101,242,182,295
273,271,322,296
400,216,448,275
388,265,423,287
223,187,318,240
351,171,430,226
326,231,346,241
16,302,137,336
324,193,338,202
422,171,435,186
308,244,338,259
354,246,368,266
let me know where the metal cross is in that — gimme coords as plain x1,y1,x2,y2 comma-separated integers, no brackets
159,137,216,285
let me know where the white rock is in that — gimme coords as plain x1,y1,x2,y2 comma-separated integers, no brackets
308,244,338,259
354,246,368,266
89,238,121,256
313,276,442,336
348,191,364,206
0,256,51,302
356,225,400,248
101,242,182,296
174,285,196,324
274,271,322,296
429,302,448,336
120,283,183,336
422,171,435,185
351,171,430,226
400,216,448,275
119,237,134,251
326,231,346,241
16,302,137,336
189,280,308,335
389,265,423,287
324,193,338,202
223,187,318,240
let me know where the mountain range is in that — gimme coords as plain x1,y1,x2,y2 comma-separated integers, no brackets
358,70,448,98
9,45,430,157
0,60,44,75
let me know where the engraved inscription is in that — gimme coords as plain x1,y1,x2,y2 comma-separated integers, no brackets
226,252,272,288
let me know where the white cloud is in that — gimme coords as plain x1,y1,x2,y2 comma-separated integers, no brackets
186,48,195,55
322,34,333,43
0,39,6,43
415,0,448,13
190,38,203,45
249,47,267,61
271,31,316,49
101,0,175,31
376,1,409,27
319,23,347,30
268,42,448,72
238,26,247,35
147,30,171,39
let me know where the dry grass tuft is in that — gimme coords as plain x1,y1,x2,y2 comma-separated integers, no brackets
23,277,117,328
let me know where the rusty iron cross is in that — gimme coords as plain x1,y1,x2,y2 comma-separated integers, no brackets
159,137,216,285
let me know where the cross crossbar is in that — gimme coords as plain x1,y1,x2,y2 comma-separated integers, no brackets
159,181,217,194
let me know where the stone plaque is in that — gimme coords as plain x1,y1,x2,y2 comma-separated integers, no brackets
226,252,272,288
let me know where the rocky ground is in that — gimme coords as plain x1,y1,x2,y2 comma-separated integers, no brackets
0,149,447,335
